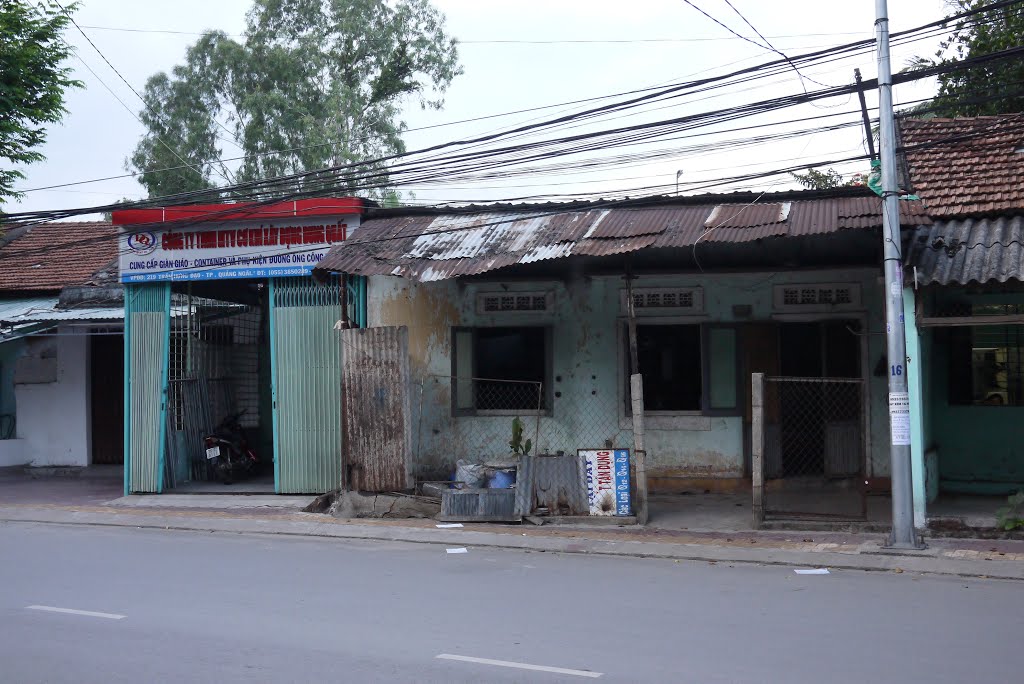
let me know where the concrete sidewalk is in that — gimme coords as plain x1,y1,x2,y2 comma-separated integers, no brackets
1,501,1022,581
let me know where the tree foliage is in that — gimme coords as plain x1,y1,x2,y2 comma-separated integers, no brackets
790,168,865,190
129,0,462,200
917,1,1024,116
0,0,81,206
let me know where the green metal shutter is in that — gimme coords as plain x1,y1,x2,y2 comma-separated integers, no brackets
270,277,343,494
125,283,170,493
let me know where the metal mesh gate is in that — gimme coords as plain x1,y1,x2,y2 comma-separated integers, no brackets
757,376,867,521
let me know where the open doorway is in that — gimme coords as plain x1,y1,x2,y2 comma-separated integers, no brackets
164,281,274,493
777,320,863,476
90,333,124,465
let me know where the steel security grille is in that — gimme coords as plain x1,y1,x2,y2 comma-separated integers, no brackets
125,283,169,493
272,276,344,494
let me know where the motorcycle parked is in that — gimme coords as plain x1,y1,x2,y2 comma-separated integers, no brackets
203,410,258,484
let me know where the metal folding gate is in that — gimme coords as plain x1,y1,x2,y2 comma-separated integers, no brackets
270,277,344,493
126,276,365,495
124,283,170,494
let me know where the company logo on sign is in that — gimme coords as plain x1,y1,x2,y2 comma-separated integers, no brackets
126,231,158,255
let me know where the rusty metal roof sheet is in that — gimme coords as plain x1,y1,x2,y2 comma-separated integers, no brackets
906,216,1024,286
318,196,932,282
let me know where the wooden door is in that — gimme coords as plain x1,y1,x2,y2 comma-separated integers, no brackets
741,323,779,476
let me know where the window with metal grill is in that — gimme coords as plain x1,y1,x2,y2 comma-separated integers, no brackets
452,326,552,414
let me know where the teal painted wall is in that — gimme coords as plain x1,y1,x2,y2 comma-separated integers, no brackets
905,288,928,528
925,290,1024,494
370,268,890,484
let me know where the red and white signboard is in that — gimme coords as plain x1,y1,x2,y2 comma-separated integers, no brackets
113,198,363,283
580,449,632,516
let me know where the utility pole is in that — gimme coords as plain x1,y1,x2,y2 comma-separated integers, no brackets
854,69,877,161
875,0,918,548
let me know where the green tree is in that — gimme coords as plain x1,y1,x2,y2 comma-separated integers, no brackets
129,0,462,201
790,168,865,190
0,1,82,206
912,1,1024,116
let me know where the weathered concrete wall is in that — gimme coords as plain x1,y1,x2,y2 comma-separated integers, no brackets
368,269,889,488
0,339,27,466
15,330,92,467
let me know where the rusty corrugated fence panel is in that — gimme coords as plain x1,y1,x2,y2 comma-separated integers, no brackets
341,326,413,492
441,489,517,522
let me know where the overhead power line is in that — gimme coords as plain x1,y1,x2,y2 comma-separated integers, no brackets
18,5,996,197
6,0,1021,227
7,107,1024,274
76,22,868,44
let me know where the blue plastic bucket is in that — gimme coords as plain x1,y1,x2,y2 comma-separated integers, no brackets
488,469,516,489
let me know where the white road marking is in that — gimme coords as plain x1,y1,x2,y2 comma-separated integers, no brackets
436,654,602,678
436,523,464,528
26,605,126,620
794,568,830,575
446,547,468,554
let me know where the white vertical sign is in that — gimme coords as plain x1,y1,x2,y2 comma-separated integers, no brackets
888,391,911,446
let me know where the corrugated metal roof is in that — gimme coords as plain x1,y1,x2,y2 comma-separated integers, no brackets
318,196,932,283
0,298,58,320
0,297,123,323
906,216,1024,286
17,307,125,322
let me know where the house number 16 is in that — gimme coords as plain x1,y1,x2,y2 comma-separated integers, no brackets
891,364,903,376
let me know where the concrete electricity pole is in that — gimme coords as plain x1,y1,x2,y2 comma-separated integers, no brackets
874,0,918,548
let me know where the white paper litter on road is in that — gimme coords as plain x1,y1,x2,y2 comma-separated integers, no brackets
794,568,830,575
26,605,126,620
436,654,602,678
446,547,468,554
436,523,464,528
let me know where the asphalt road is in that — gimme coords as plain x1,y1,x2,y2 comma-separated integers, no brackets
0,522,1021,683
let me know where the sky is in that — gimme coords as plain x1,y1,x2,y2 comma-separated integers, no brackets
10,0,951,217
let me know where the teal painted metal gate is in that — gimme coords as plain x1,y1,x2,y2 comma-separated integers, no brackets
124,283,170,494
270,277,344,493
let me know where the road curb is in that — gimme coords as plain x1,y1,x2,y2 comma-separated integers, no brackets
2,506,1021,581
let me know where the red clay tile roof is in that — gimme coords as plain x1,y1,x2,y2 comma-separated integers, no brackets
900,114,1024,218
0,221,118,292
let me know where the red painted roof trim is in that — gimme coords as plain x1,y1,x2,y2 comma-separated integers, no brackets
111,197,366,225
